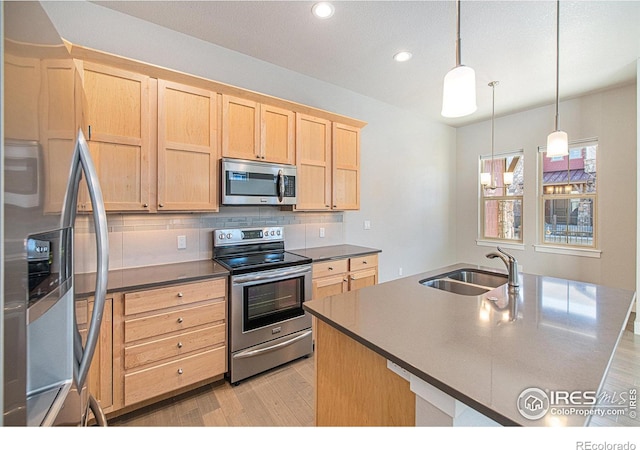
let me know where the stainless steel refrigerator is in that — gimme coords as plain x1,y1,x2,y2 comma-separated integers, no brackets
2,1,109,426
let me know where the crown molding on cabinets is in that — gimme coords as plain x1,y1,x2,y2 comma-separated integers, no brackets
63,40,367,130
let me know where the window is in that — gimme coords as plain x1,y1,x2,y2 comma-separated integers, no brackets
539,140,597,249
479,151,524,243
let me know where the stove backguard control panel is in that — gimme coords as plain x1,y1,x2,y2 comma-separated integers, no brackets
214,227,284,247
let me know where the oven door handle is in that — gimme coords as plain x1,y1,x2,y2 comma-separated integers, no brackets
232,265,311,284
233,329,312,360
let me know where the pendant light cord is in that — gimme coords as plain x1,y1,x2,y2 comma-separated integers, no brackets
489,81,498,188
455,0,461,67
554,0,560,131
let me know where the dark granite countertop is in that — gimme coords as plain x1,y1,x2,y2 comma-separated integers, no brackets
304,262,636,427
288,244,381,262
75,259,229,297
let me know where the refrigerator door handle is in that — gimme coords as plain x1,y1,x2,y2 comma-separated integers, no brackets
62,129,109,389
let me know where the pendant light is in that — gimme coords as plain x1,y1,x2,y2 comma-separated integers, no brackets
481,81,499,189
547,0,568,157
441,0,477,118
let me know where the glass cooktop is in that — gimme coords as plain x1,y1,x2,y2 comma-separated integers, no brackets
215,251,311,274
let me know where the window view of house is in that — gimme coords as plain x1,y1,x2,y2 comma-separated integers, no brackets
479,152,524,242
540,141,597,247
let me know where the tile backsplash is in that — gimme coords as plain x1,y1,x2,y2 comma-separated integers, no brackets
74,208,344,273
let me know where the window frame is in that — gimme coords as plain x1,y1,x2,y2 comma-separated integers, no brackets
477,149,524,246
536,138,601,258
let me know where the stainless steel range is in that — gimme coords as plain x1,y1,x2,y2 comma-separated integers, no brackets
213,226,313,385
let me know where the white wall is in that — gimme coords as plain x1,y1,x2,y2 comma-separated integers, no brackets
456,84,637,291
636,58,640,334
42,1,456,283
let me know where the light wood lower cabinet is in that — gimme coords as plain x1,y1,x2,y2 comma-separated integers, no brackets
315,319,414,426
88,297,114,412
312,253,378,300
84,277,229,416
119,278,227,408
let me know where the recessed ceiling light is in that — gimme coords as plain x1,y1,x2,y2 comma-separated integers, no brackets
393,51,413,62
312,2,335,19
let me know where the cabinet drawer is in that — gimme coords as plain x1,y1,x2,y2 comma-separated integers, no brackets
313,259,348,278
124,278,226,316
124,301,225,343
124,323,225,370
349,254,378,271
124,347,226,406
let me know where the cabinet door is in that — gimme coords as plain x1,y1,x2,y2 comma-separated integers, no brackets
157,80,218,211
261,104,294,164
332,123,360,210
82,62,151,211
88,297,114,412
4,54,40,140
40,59,77,213
221,95,260,160
296,114,331,210
349,268,378,291
313,274,348,300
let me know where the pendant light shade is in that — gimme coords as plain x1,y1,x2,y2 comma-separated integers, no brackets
441,0,477,118
547,130,568,157
503,171,514,186
546,0,569,157
442,65,477,118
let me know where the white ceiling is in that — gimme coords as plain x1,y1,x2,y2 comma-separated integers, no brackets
92,0,640,127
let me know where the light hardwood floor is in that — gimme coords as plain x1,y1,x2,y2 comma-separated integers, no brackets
110,316,639,427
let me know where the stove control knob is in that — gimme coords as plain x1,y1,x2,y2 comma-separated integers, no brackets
226,233,233,239
218,233,225,240
276,230,281,236
270,230,275,236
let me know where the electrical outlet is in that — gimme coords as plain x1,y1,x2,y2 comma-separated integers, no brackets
177,235,187,250
364,220,371,230
399,267,403,276
319,227,325,238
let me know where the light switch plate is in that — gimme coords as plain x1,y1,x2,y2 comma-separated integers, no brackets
177,235,187,249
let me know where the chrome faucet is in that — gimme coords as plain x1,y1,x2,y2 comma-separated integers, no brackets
486,247,519,290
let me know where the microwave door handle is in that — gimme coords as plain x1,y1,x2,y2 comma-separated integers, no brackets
63,130,109,389
277,169,284,202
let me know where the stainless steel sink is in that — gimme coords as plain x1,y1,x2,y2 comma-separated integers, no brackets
419,268,508,296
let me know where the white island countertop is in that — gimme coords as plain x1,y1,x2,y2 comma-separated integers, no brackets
303,263,636,426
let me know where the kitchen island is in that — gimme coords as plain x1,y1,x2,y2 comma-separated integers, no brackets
304,263,636,427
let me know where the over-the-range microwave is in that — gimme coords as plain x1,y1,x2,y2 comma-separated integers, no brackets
221,157,297,206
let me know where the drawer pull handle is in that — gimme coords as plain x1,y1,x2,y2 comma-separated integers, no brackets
343,278,348,282
328,267,333,271
177,292,183,298
350,275,355,280
177,317,183,323
363,261,367,264
177,342,183,348
178,368,183,375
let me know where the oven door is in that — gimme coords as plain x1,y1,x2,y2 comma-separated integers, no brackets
230,264,312,352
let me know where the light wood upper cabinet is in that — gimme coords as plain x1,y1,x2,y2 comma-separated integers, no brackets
332,123,360,210
4,54,41,141
222,95,260,160
260,104,295,164
82,62,151,211
222,95,295,164
40,59,78,213
157,80,218,211
296,113,332,210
